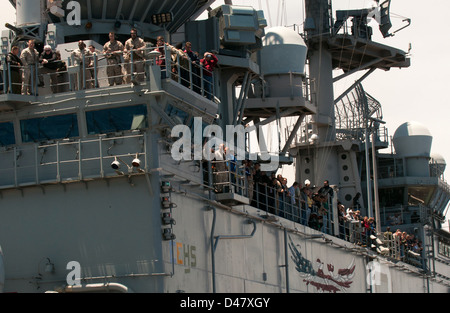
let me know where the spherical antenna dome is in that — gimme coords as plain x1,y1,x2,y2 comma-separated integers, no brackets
393,121,432,157
430,152,446,165
263,26,306,46
393,121,432,138
261,26,307,76
430,152,446,176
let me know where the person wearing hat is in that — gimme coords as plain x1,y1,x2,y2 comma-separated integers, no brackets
124,28,146,84
346,208,354,218
103,32,124,86
345,208,358,243
200,51,218,100
39,45,59,93
72,40,94,90
337,203,348,240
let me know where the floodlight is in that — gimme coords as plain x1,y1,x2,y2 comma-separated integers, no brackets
132,154,141,167
111,157,120,169
151,13,173,25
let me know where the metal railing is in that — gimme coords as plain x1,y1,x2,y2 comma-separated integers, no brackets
378,205,424,227
209,160,336,235
0,133,147,188
0,45,216,100
170,51,215,100
207,161,428,269
380,233,425,268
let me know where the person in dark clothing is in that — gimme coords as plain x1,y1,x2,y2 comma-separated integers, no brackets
253,166,271,214
251,163,262,207
39,45,59,93
352,192,362,210
183,42,201,93
309,213,320,230
318,180,334,199
6,46,23,94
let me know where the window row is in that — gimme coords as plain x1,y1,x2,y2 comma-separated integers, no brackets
438,239,450,258
0,104,148,145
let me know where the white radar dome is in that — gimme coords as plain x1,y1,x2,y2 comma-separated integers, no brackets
393,121,432,158
261,26,307,76
430,152,446,176
430,153,446,165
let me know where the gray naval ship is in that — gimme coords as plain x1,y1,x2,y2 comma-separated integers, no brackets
0,0,448,293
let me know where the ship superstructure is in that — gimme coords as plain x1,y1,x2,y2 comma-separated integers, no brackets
0,0,448,293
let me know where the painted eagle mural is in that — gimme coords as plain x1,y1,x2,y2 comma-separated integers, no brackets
288,236,356,293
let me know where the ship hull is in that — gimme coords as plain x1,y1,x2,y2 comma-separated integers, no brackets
1,157,447,293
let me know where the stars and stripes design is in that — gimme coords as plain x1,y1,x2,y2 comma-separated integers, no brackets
288,236,356,293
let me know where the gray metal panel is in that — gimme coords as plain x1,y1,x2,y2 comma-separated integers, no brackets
185,18,220,55
70,0,211,33
0,176,165,292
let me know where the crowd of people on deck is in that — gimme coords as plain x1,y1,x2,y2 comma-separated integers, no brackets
1,30,425,268
1,30,218,98
206,145,425,267
383,227,424,264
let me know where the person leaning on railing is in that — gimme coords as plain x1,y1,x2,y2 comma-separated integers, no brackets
71,41,94,90
87,45,100,88
103,32,124,86
212,144,228,193
244,160,255,201
200,52,218,100
124,28,146,84
6,46,23,94
53,50,68,93
154,36,182,79
288,182,300,221
39,45,59,93
183,42,201,93
337,203,349,240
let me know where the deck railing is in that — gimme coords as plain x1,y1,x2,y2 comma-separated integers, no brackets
0,133,147,188
209,159,337,235
0,45,216,100
207,160,427,270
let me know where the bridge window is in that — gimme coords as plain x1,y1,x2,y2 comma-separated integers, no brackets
86,104,148,135
379,187,404,207
0,122,15,146
438,239,450,258
21,114,79,143
165,104,189,125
